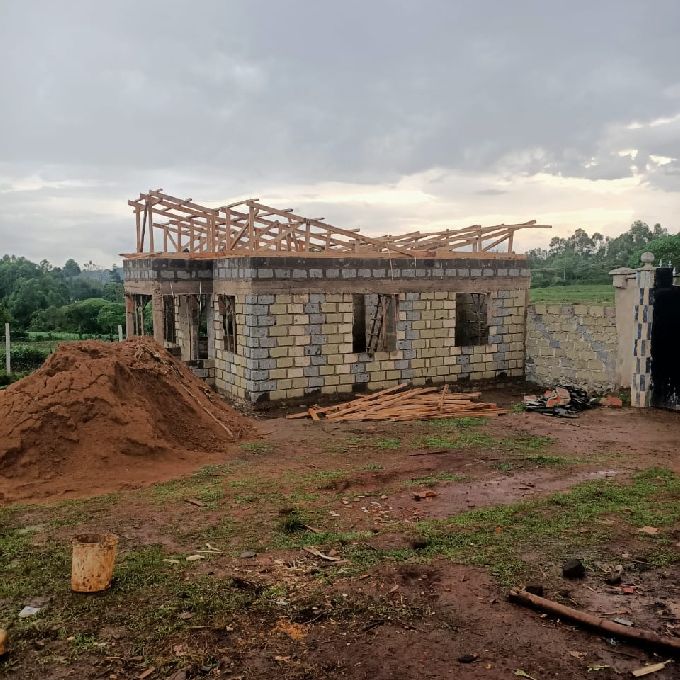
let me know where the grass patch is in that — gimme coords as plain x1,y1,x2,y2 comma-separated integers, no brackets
500,435,554,452
407,472,466,487
351,468,680,584
277,509,308,534
149,464,232,506
493,454,567,472
240,441,274,455
422,431,495,449
530,284,614,304
429,416,487,429
294,469,349,488
373,437,401,449
273,529,373,550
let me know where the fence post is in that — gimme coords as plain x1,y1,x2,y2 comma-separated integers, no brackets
4,322,10,375
117,324,124,342
631,252,655,407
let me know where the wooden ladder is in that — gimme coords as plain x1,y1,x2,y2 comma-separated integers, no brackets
366,295,388,353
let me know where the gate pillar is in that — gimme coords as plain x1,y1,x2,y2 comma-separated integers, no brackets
631,252,655,407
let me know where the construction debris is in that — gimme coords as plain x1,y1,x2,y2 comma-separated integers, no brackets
302,546,346,563
563,558,586,579
288,384,507,422
632,661,672,677
523,385,598,418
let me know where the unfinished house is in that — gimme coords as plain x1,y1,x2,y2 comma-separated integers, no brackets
123,191,548,402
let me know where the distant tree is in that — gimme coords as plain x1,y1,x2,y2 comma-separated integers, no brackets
8,279,49,327
68,278,103,302
0,303,10,327
103,282,124,303
63,298,109,335
0,255,42,300
632,234,680,269
528,220,674,287
29,305,66,332
63,259,81,277
96,302,125,337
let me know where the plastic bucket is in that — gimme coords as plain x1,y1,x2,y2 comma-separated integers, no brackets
71,533,119,593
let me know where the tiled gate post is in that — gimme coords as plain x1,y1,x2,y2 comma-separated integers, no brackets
631,252,656,407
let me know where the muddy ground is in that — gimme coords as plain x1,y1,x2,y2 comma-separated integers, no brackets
1,388,679,679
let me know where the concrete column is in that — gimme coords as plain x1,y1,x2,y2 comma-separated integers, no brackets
631,253,655,407
151,291,164,345
207,294,216,359
177,295,198,361
125,295,135,338
609,267,635,388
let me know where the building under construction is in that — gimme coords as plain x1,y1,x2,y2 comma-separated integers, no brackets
122,190,548,402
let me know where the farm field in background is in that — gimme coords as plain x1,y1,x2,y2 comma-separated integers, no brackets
530,283,615,305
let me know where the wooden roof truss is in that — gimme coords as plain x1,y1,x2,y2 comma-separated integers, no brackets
126,190,550,259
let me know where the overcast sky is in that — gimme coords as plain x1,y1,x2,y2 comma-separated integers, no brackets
1,1,679,267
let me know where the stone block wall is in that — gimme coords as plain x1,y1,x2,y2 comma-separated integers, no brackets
525,303,618,392
211,288,526,402
124,254,531,403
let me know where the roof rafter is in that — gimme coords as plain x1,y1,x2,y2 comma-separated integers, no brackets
125,190,550,259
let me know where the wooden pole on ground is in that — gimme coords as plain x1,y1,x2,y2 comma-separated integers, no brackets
117,325,124,342
4,323,10,375
509,588,680,653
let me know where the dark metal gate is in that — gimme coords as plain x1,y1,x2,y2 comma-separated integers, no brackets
651,268,680,410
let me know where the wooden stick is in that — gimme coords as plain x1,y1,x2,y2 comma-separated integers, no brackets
315,383,408,413
438,384,449,412
508,589,680,653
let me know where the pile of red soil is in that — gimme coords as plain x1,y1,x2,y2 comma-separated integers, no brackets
0,338,253,501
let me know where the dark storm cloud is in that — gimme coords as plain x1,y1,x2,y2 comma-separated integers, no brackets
0,0,679,262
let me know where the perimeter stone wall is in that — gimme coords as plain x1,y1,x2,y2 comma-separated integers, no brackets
525,303,618,392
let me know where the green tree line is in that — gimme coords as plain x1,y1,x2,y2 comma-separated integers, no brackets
0,256,125,336
528,220,680,287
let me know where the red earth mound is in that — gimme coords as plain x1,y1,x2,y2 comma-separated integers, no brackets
0,338,253,502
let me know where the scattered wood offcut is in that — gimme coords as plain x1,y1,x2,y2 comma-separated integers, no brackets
287,384,507,422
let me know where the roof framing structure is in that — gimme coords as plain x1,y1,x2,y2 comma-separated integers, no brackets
124,189,550,259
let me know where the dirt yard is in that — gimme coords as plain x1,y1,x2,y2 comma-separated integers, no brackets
1,388,679,679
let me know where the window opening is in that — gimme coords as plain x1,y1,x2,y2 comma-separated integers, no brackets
163,295,176,343
218,294,237,353
455,292,489,346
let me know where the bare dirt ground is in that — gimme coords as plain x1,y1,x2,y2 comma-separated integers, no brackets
1,389,679,679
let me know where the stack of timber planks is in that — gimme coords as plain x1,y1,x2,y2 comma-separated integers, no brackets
287,384,507,422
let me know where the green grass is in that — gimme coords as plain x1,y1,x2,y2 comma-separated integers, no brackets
407,472,467,487
429,416,488,429
530,284,614,304
349,468,680,583
240,441,274,455
277,509,308,534
494,454,567,473
2,464,678,673
373,437,401,449
148,464,233,506
500,435,555,452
